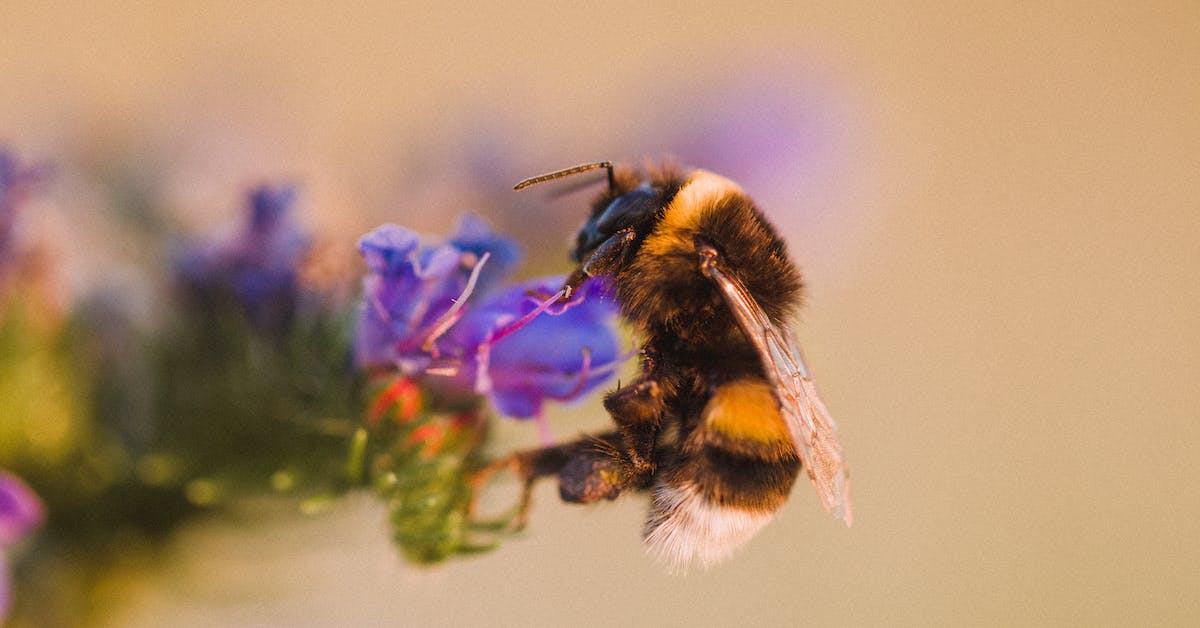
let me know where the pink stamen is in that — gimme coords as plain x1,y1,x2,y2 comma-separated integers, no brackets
559,348,628,395
562,347,593,399
561,341,635,390
527,284,591,316
369,290,393,324
420,251,491,352
488,288,566,345
418,310,464,359
394,251,490,356
533,410,555,446
473,335,493,394
423,363,460,377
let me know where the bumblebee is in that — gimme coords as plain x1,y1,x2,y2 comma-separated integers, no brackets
478,161,851,569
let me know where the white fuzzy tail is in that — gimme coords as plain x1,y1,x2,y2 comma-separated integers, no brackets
643,483,775,573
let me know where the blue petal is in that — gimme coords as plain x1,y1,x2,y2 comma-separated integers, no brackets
354,221,500,370
358,225,421,275
489,387,542,419
447,213,522,294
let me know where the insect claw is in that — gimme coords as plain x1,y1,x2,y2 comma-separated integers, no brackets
468,454,519,521
512,478,536,530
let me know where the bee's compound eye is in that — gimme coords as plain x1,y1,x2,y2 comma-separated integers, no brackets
573,223,602,263
574,183,659,263
595,183,658,234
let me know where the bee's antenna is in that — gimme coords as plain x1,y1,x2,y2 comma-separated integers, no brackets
514,161,614,194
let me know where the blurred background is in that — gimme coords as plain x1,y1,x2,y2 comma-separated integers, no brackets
1,1,1197,626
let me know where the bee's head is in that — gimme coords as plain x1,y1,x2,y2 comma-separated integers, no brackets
514,160,686,271
571,181,665,263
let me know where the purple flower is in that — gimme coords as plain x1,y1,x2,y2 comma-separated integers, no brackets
354,217,622,420
354,215,520,371
445,214,522,295
444,276,620,419
175,183,310,331
0,471,43,621
0,150,48,269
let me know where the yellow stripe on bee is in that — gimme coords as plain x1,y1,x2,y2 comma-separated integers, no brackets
642,170,743,258
702,380,789,445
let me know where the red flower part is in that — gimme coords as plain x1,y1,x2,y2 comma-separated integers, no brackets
368,378,423,424
406,424,446,458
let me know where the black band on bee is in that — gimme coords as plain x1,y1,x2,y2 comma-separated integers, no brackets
667,445,800,511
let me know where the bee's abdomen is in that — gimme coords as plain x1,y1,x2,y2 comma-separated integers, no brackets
643,380,801,570
680,444,801,511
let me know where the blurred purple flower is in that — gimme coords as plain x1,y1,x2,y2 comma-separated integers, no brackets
664,81,825,196
354,215,520,372
0,150,48,268
354,217,622,419
0,471,43,621
175,184,310,331
0,473,41,548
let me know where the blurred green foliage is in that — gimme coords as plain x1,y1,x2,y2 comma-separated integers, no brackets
0,279,366,624
357,377,509,564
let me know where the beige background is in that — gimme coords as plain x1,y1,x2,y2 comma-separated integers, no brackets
3,2,1198,626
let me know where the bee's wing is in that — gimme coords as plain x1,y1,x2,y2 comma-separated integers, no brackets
701,256,852,526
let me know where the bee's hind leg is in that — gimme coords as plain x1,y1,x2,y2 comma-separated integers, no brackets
557,432,627,504
469,432,624,529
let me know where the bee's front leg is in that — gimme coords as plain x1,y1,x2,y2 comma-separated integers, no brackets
603,376,666,491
